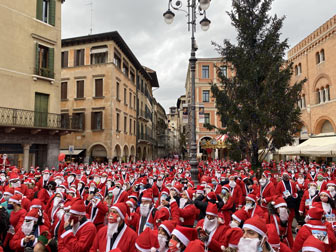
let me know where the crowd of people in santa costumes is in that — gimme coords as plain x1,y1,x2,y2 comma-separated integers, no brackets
1,156,336,252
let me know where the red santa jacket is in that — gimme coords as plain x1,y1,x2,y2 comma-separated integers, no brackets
245,204,265,219
86,200,109,231
89,223,137,252
58,219,97,252
196,219,229,252
10,224,50,252
266,214,293,248
276,180,298,199
111,190,128,204
175,200,197,227
223,227,243,249
299,190,317,214
257,181,275,209
292,220,336,252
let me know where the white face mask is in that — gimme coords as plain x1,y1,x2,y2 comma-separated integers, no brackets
229,221,239,228
56,188,65,194
238,237,260,252
11,181,20,188
55,179,62,186
327,186,335,192
106,181,112,188
229,181,236,188
179,198,188,209
140,203,151,217
259,179,266,186
203,216,218,233
21,220,34,236
148,179,154,185
53,197,62,207
157,180,163,187
0,175,6,182
308,187,316,196
158,234,168,251
107,218,120,237
112,187,120,196
43,174,49,181
279,208,289,222
93,177,100,184
245,203,253,210
297,178,304,184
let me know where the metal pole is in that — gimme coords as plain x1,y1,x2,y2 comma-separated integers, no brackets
189,0,199,184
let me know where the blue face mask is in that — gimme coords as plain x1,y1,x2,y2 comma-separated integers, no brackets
140,185,144,190
212,181,217,185
221,189,227,195
7,203,13,210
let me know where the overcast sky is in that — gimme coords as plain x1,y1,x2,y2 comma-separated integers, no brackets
62,0,336,113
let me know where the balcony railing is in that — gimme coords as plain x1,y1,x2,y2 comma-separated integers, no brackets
138,133,157,145
0,107,75,130
35,67,55,79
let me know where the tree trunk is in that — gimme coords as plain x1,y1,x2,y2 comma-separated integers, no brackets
251,141,260,170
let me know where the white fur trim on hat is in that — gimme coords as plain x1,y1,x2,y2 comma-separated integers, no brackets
135,243,156,252
30,205,42,209
69,209,86,216
243,223,266,237
302,247,322,252
232,214,241,223
111,206,125,220
205,211,218,216
142,197,152,202
159,223,172,236
25,216,38,222
246,196,256,202
274,202,287,208
172,229,189,247
9,199,21,205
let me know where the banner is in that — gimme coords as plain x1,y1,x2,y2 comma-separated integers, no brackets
182,104,188,124
199,105,204,123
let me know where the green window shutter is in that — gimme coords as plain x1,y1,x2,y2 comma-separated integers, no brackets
48,47,54,78
35,43,40,75
36,0,43,21
49,0,56,26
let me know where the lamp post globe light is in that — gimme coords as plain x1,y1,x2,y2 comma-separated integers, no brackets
163,0,211,184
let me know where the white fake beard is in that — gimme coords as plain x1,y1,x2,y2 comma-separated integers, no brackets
140,204,150,217
229,221,239,228
107,219,120,237
179,198,188,209
56,209,65,220
21,221,34,236
53,197,62,208
73,221,80,233
279,208,289,222
203,216,218,233
237,237,260,252
158,234,168,252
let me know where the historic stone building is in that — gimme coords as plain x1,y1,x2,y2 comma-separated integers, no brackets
0,0,70,169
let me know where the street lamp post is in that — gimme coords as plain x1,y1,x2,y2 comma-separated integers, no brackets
163,0,211,184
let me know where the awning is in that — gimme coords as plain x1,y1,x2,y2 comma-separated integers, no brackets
60,149,84,155
277,135,336,156
90,47,108,54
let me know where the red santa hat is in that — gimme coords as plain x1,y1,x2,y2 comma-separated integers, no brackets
184,240,205,252
196,185,204,194
206,202,218,217
243,217,267,237
30,199,43,209
272,196,287,208
184,189,194,201
135,228,160,252
171,225,197,247
9,172,20,181
69,199,86,216
206,192,217,202
307,206,324,220
302,235,325,252
142,190,153,202
156,207,170,223
327,180,336,187
232,209,249,223
172,182,183,194
126,198,137,209
159,220,176,237
111,203,128,220
25,208,40,222
9,194,22,205
319,190,331,199
246,193,257,203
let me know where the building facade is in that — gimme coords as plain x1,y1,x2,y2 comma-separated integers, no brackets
0,0,71,169
153,99,169,159
60,32,160,163
184,57,234,160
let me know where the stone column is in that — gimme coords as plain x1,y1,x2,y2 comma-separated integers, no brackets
215,149,219,159
22,144,31,172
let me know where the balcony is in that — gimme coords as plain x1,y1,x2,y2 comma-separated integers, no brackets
138,133,157,145
35,67,55,79
0,107,77,131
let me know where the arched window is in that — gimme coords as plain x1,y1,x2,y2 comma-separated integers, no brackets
298,63,302,75
316,52,320,64
321,120,334,133
326,85,330,101
321,87,325,103
294,65,298,76
320,49,325,62
316,89,320,104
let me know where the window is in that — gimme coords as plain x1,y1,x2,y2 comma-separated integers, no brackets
61,114,69,128
114,50,121,69
204,113,210,124
74,49,85,66
129,91,132,108
122,60,129,77
61,82,67,100
129,118,132,134
124,116,127,133
91,111,102,130
326,85,330,101
202,90,210,102
302,95,306,108
134,120,136,136
73,113,85,130
94,79,103,97
124,88,127,105
116,113,120,132
316,89,320,104
90,46,108,64
134,96,136,111
202,65,209,78
220,66,227,77
141,79,144,93
320,49,325,62
316,52,321,64
36,0,55,26
130,69,135,83
76,80,84,98
116,82,120,101
61,51,68,68
297,63,302,75
35,43,54,78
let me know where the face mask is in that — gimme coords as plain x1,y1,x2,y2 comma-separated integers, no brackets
101,177,107,184
205,187,211,194
21,220,34,236
158,234,168,250
311,172,315,176
221,189,227,195
259,179,266,186
11,181,20,188
0,175,6,182
122,185,127,191
43,174,49,181
148,179,154,185
67,176,74,184
238,237,260,252
86,170,90,175
56,188,65,194
168,239,181,252
4,195,10,201
308,187,316,196
229,221,239,228
245,203,253,210
179,198,188,209
7,203,14,210
113,187,120,196
279,208,289,222
140,203,150,217
55,179,62,186
229,181,236,188
298,178,304,184
53,197,62,207
204,216,218,233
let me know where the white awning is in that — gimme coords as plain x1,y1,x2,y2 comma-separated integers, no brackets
277,135,336,156
60,149,84,155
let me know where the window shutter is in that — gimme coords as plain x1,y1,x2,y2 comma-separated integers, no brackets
35,43,39,75
91,112,95,130
36,0,43,21
48,47,54,78
49,0,56,26
80,49,85,65
95,79,103,97
81,113,85,130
